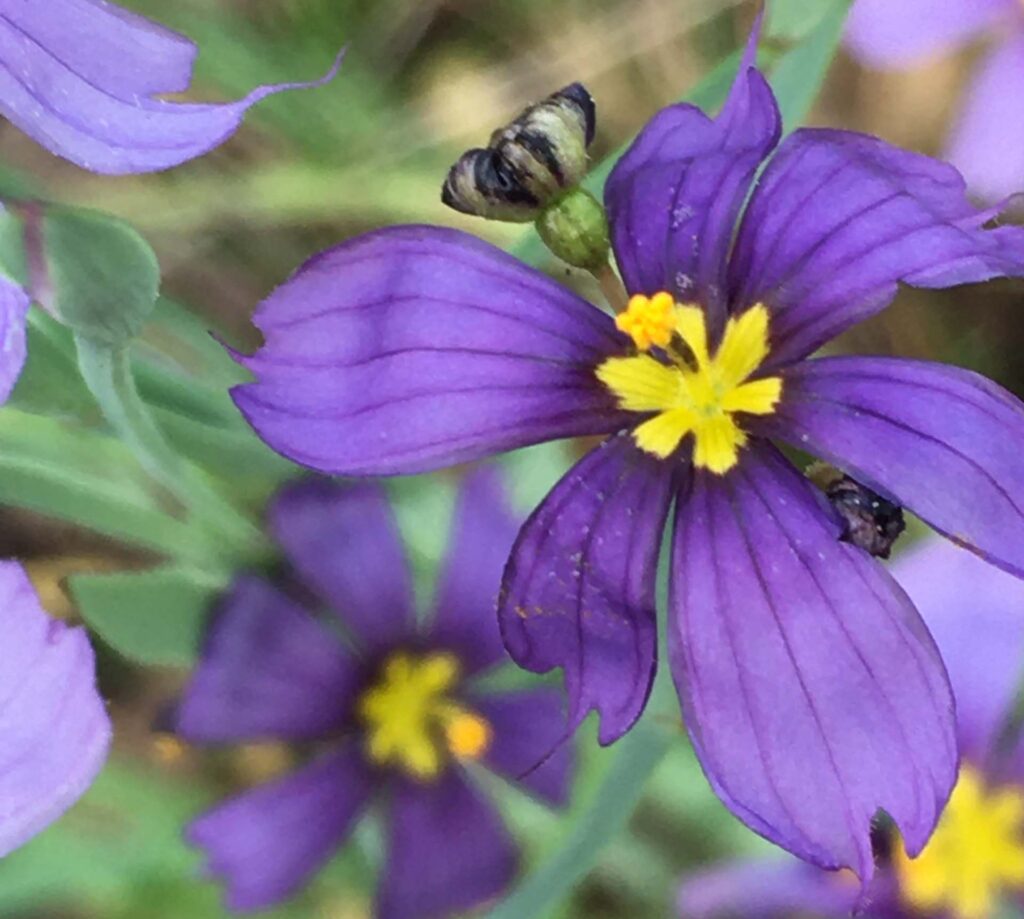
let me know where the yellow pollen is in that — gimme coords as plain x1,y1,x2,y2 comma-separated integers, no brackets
596,295,781,473
895,765,1024,919
356,651,492,780
615,292,677,351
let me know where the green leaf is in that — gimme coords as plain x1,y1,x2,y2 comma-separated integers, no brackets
74,337,269,565
0,203,27,285
0,408,215,563
482,722,671,919
768,0,850,131
767,0,840,40
44,206,160,346
70,566,224,666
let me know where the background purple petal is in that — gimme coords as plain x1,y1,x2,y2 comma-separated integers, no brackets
605,12,779,334
845,0,1013,69
946,34,1024,203
0,561,111,857
498,432,677,745
187,747,374,912
894,537,1024,769
428,467,521,674
0,0,343,174
270,479,415,652
669,443,955,884
472,688,573,806
175,575,360,743
233,226,627,475
729,128,1024,369
677,859,860,919
377,770,517,919
0,271,29,405
769,356,1024,579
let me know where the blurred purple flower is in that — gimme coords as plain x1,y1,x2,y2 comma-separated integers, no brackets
0,560,111,856
0,267,28,404
0,0,343,174
174,471,572,918
229,13,1024,892
846,0,1024,203
678,537,1024,919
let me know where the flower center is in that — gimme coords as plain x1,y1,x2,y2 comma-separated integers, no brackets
596,293,782,473
357,651,492,780
895,765,1024,919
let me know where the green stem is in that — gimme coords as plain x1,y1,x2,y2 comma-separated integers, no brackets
74,335,269,565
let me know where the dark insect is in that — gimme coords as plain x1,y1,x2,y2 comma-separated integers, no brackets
441,83,596,222
826,475,906,559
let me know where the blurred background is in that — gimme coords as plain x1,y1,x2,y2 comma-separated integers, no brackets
1,1,1022,917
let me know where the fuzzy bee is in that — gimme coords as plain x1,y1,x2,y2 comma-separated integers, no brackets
441,82,596,222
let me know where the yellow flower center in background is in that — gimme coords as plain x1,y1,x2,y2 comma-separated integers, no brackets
357,651,492,780
895,765,1024,919
597,293,782,473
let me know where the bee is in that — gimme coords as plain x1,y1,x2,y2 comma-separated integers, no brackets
441,83,596,222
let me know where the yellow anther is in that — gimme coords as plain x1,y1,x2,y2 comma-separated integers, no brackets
444,711,492,760
597,295,781,473
895,765,1024,919
357,651,491,780
615,292,678,351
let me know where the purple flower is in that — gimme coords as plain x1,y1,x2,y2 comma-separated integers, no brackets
229,14,1024,890
0,0,343,174
677,537,1024,919
846,0,1024,203
174,471,572,918
0,560,111,856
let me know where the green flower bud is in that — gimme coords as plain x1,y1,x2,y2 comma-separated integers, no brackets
441,83,596,223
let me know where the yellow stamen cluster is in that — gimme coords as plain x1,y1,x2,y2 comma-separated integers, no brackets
615,291,677,350
357,651,492,780
895,766,1024,919
597,293,782,474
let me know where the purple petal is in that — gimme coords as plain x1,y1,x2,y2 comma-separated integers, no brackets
472,688,573,806
729,128,1024,369
0,0,343,174
233,226,627,475
174,575,360,743
769,356,1024,579
894,537,1024,766
187,747,374,912
428,467,520,674
845,0,1013,69
669,443,955,885
605,11,779,333
947,34,1024,203
677,859,860,919
270,479,414,651
498,432,677,745
0,561,111,857
0,271,29,405
378,770,516,919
